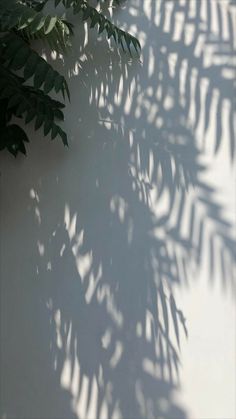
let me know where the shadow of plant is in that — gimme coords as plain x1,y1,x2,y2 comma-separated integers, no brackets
0,1,235,418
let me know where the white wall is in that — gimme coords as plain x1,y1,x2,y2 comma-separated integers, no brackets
1,1,235,418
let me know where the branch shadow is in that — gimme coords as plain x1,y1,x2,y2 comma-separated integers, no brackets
0,1,235,418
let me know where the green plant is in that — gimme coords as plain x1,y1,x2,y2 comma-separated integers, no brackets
0,0,140,156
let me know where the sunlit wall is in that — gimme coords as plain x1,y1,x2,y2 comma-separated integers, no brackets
0,1,235,418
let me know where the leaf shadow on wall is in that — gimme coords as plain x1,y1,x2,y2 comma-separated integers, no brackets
1,1,235,418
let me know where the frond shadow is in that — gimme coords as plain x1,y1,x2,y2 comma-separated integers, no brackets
0,1,235,418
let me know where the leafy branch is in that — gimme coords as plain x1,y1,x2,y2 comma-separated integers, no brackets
0,0,140,156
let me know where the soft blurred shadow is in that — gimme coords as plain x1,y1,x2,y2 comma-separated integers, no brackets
0,1,235,418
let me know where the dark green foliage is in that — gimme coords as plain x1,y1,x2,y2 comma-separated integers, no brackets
0,0,140,156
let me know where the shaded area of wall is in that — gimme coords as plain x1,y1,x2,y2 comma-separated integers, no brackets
0,1,235,418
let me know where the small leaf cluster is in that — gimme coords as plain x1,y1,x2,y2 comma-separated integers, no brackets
0,0,140,157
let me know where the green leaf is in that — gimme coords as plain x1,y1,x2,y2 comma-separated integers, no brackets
51,123,58,139
35,113,44,130
29,13,46,33
24,53,39,80
54,108,64,120
0,86,16,99
54,74,64,93
25,108,36,124
44,68,56,94
34,61,48,89
43,119,52,136
15,100,28,117
57,125,68,146
10,46,31,70
44,16,57,34
2,37,23,59
0,0,141,158
7,94,21,109
0,124,29,157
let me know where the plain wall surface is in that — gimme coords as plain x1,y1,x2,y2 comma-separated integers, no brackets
0,1,235,418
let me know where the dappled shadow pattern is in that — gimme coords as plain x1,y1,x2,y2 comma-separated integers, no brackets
0,0,235,418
